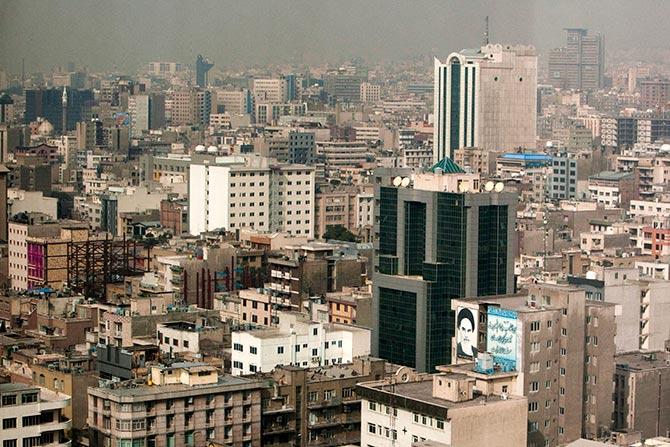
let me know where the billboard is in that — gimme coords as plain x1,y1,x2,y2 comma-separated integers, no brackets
456,306,478,359
486,306,518,372
113,112,130,127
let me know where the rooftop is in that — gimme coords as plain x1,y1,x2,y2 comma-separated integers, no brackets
589,170,633,181
615,351,670,371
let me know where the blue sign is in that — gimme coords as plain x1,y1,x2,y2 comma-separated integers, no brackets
486,306,518,372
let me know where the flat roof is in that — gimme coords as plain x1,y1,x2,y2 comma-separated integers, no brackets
616,351,670,371
92,374,259,398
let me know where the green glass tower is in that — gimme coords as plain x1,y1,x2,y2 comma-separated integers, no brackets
372,163,517,372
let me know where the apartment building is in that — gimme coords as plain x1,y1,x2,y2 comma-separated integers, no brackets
587,171,638,208
188,155,314,237
258,357,387,447
450,282,616,446
613,350,670,439
0,383,71,446
87,363,265,447
231,311,371,375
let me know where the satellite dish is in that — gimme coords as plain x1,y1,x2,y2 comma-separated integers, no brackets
484,181,495,192
392,176,402,187
494,182,505,192
400,177,411,187
458,182,470,193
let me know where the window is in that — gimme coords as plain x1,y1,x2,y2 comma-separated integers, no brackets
342,387,354,398
529,421,539,432
368,402,377,411
530,321,541,332
530,382,539,392
233,361,243,369
277,346,284,354
22,415,40,427
308,391,318,402
3,440,17,447
250,346,257,355
233,343,243,352
529,402,539,412
3,418,16,429
368,423,376,434
21,393,37,404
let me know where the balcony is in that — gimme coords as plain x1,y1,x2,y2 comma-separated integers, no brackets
263,424,296,435
308,415,359,429
307,398,341,409
264,405,295,415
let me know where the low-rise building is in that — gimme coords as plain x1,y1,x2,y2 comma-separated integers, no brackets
357,371,527,447
231,311,371,375
87,362,265,447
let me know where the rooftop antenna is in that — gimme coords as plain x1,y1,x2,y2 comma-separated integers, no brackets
484,16,490,46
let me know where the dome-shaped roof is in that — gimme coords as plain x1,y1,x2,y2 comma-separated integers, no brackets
37,119,54,136
194,144,206,152
207,145,218,153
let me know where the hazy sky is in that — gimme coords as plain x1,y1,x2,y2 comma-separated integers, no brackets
1,0,668,74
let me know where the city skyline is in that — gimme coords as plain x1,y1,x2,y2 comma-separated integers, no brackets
1,0,670,73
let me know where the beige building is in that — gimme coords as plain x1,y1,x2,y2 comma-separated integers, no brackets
614,350,670,439
87,363,265,447
359,82,381,103
434,44,537,161
358,371,527,447
451,282,616,446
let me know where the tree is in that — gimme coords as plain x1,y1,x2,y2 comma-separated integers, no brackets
322,225,359,242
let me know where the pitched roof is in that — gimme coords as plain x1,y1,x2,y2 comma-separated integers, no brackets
430,157,465,174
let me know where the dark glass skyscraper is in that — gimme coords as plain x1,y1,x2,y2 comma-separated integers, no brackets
195,54,214,88
24,88,94,133
372,163,517,372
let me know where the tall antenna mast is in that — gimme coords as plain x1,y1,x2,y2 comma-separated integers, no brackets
484,16,490,45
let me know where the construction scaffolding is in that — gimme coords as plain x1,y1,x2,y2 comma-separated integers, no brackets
67,236,151,300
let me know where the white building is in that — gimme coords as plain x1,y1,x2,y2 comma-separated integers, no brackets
433,44,537,161
358,372,527,447
316,141,373,167
0,383,71,446
156,320,225,355
188,155,315,237
629,200,670,219
230,311,371,375
356,193,374,228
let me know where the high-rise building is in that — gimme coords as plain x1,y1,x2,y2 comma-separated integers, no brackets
548,28,605,91
449,282,616,446
188,155,315,237
433,44,537,162
195,54,214,87
217,88,253,115
128,94,150,136
323,70,366,101
24,88,94,133
253,78,287,103
75,119,103,150
288,130,316,165
148,93,166,129
372,161,517,372
639,78,670,110
359,82,381,102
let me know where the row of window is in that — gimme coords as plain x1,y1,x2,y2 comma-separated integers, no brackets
0,392,38,406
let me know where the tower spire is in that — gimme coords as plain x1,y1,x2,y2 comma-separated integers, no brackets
484,16,490,45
